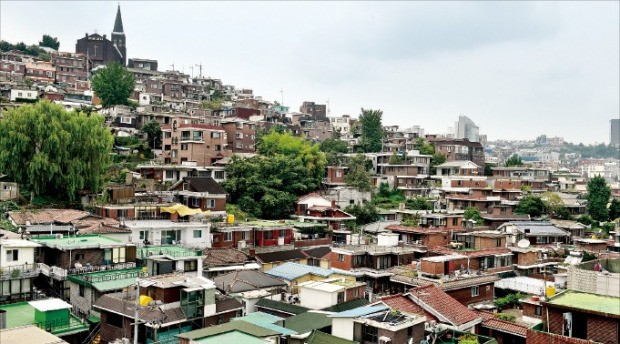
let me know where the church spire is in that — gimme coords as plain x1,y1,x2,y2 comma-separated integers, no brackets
113,3,124,33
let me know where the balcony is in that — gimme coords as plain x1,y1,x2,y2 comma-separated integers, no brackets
38,262,137,280
0,264,40,281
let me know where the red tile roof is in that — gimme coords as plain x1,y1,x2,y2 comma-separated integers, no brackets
9,209,90,225
408,285,481,326
378,294,437,321
477,311,528,337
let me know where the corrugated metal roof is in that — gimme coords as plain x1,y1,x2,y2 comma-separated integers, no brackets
265,262,334,281
328,305,389,318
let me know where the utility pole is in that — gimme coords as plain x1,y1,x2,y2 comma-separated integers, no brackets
279,88,284,106
170,63,175,72
326,98,330,115
195,63,203,78
189,66,194,79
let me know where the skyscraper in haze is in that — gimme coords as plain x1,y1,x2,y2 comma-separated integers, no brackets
454,115,480,142
611,118,620,147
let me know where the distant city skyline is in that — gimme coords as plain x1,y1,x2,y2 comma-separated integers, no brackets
1,1,618,144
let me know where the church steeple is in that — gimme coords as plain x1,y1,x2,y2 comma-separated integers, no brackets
113,4,124,33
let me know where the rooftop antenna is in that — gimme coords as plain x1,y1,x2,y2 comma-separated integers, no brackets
195,63,203,78
326,98,330,115
189,65,194,78
170,63,175,72
279,88,284,106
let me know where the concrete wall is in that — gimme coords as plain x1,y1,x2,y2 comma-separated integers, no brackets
0,246,36,267
299,287,336,310
332,318,355,341
567,260,620,298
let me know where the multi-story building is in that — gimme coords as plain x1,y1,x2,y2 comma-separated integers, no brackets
221,118,256,153
0,238,41,304
611,118,620,147
429,138,485,168
299,101,327,121
52,52,89,91
128,58,158,71
75,5,126,66
454,115,480,143
161,119,231,166
24,61,55,83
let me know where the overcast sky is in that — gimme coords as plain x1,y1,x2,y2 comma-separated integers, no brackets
1,1,618,144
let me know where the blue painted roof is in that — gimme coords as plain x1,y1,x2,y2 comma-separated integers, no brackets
265,262,334,281
329,305,389,318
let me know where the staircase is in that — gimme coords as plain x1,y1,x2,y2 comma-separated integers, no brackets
82,322,101,344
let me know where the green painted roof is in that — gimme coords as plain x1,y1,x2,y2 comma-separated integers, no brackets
0,300,89,336
283,312,332,334
548,291,620,316
67,268,145,292
255,298,309,315
232,312,297,336
194,330,269,344
176,320,280,340
306,330,358,344
321,298,369,313
32,235,124,249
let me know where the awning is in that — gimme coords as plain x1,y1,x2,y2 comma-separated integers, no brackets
160,203,210,217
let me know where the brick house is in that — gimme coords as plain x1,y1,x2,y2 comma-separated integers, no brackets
385,225,461,251
221,118,256,153
52,52,89,91
169,177,227,214
24,61,55,83
428,138,485,169
161,119,231,166
295,194,356,230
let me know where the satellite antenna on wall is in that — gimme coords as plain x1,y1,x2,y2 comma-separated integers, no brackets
517,239,531,248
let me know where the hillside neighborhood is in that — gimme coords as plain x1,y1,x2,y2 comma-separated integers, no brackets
1,5,620,344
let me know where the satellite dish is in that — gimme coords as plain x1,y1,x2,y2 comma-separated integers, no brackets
517,239,531,248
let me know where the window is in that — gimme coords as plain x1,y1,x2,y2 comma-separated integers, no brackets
224,232,233,242
164,145,171,151
496,239,502,247
452,218,459,226
214,145,221,151
214,171,225,179
120,116,132,124
279,230,287,238
172,149,178,158
211,132,220,139
207,199,216,208
337,292,344,304
181,143,188,151
165,132,172,138
263,231,273,240
338,254,345,262
471,286,479,297
193,230,202,238
362,325,378,343
6,250,18,262
79,285,85,297
535,305,542,316
184,260,197,272
107,312,123,328
139,231,149,241
74,253,84,261
353,288,359,298
376,256,391,269
241,231,249,240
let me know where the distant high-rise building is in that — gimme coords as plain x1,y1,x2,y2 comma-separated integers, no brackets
454,115,480,143
611,118,620,147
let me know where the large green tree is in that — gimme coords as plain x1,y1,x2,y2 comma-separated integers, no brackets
39,34,60,50
358,108,383,153
515,195,545,217
464,207,483,225
505,154,523,167
320,137,349,165
224,131,326,219
345,202,379,225
91,62,135,108
586,176,611,222
0,101,113,202
609,198,620,221
141,120,162,150
344,154,372,191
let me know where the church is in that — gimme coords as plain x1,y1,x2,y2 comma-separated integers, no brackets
75,4,127,67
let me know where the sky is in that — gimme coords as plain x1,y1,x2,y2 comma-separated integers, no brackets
1,1,618,144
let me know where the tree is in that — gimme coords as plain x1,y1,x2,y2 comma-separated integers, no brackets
484,163,496,176
542,192,564,215
91,62,135,108
344,154,372,191
320,137,349,165
515,195,545,217
505,154,523,167
258,130,326,183
406,197,433,210
609,199,620,221
39,35,60,50
586,176,611,222
430,153,447,175
141,120,162,150
345,202,380,225
0,101,113,202
358,108,383,152
464,207,483,225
